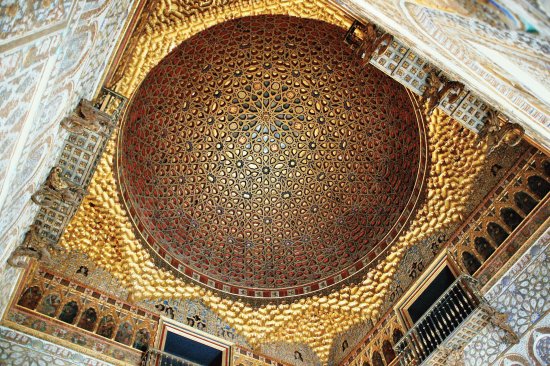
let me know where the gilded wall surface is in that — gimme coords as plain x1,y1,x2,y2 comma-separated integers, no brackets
333,0,550,151
1,1,548,365
0,0,138,312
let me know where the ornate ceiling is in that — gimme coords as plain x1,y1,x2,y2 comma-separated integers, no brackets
59,0,488,362
117,15,426,299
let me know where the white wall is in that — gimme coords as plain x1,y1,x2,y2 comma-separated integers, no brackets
333,0,550,150
0,0,136,315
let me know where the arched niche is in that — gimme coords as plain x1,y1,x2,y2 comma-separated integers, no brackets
59,301,79,324
133,328,151,351
527,175,550,199
474,237,495,260
514,191,538,215
97,315,116,339
372,351,384,366
17,286,42,310
500,207,523,230
77,307,98,331
382,340,396,364
462,251,481,275
487,222,509,246
115,321,134,345
392,329,404,345
36,293,61,317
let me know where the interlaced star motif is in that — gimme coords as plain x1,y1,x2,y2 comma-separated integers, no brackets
118,16,426,296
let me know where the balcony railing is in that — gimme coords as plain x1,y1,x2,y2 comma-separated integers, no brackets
394,275,517,366
8,88,129,267
94,87,127,121
140,348,202,366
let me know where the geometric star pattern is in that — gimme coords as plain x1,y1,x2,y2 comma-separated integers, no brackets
117,15,426,298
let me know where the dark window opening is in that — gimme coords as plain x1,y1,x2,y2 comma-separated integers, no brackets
405,267,477,362
163,331,223,366
408,266,455,323
514,191,538,215
487,222,509,246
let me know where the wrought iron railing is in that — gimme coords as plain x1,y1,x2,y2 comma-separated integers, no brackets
394,275,516,366
140,348,202,366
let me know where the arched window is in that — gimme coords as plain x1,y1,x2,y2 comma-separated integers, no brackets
392,329,404,345
462,252,481,275
514,191,538,215
37,294,61,317
58,301,79,324
372,351,384,366
133,328,151,351
77,308,98,331
542,160,550,177
382,340,396,363
17,286,42,310
527,175,550,199
500,207,523,230
115,321,134,345
487,222,508,246
97,315,116,338
474,237,495,260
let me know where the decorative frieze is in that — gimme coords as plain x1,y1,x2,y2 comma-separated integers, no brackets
448,150,548,278
6,263,158,365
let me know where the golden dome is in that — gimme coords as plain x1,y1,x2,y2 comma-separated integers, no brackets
117,15,427,300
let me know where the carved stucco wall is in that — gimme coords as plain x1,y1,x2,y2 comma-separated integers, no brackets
463,222,550,366
0,264,21,321
0,0,138,314
0,325,113,366
332,0,550,151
